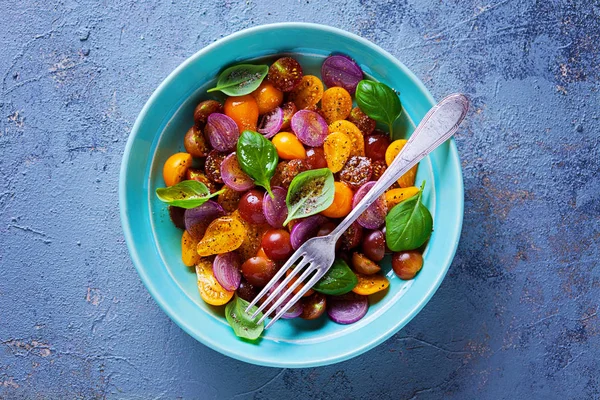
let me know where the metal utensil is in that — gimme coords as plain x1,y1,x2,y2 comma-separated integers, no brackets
246,93,470,329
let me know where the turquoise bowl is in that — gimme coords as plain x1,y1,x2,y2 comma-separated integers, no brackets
119,23,463,368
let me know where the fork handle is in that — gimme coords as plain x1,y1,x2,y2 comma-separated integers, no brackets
330,93,470,240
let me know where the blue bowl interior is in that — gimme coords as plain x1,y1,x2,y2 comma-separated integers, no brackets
120,23,463,368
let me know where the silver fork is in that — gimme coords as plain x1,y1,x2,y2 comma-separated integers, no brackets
246,93,470,329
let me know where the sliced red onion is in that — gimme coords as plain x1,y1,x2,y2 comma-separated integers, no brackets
352,181,387,229
262,186,288,228
321,55,363,94
184,201,225,240
290,110,329,147
327,292,368,324
277,301,304,319
257,107,283,139
221,153,255,191
290,215,329,250
205,113,239,152
213,252,241,291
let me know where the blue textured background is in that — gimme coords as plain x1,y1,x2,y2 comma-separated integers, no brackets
1,0,599,398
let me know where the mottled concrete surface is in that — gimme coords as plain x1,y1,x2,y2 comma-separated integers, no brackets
0,0,598,398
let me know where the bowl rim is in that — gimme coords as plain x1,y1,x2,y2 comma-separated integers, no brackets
119,22,464,368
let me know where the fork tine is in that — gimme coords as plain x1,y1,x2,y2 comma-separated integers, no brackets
265,270,326,329
257,263,316,324
250,257,311,319
245,251,305,313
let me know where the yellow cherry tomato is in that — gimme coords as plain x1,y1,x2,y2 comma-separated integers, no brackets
323,131,351,172
196,216,245,257
181,230,201,267
288,75,324,110
385,186,420,209
321,87,352,123
224,94,259,132
321,182,353,218
163,152,192,187
328,120,365,157
272,132,306,160
385,139,418,187
195,258,234,306
352,273,390,295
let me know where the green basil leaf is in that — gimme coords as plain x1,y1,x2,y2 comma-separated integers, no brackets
207,64,269,96
236,130,278,197
385,182,433,251
313,258,358,295
283,168,335,226
355,80,402,135
225,295,264,341
156,180,224,209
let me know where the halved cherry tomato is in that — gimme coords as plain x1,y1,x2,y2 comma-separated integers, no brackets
224,94,259,131
251,81,284,114
196,216,245,256
321,181,353,218
272,132,306,160
181,230,201,267
195,258,234,305
288,75,324,110
352,273,390,295
163,152,192,187
385,186,420,209
385,139,418,187
323,131,351,172
321,87,352,123
327,120,364,157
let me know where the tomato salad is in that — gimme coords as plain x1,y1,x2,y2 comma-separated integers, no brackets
156,55,433,340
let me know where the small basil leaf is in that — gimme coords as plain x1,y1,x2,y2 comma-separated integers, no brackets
313,258,358,295
207,64,269,96
283,168,335,226
225,295,264,340
355,80,402,135
236,130,278,197
156,180,224,209
385,182,433,251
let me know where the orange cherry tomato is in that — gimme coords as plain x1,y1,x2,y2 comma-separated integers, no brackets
181,230,201,267
321,182,353,218
224,94,259,132
251,81,284,114
385,139,418,187
163,152,192,187
385,186,420,209
352,273,390,295
272,132,306,160
195,258,234,306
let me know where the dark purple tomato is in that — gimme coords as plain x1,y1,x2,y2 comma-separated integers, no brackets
305,147,327,170
204,150,227,183
371,160,387,181
341,221,363,250
184,126,210,158
362,230,386,262
238,189,267,224
237,279,259,302
194,100,223,129
261,229,294,261
268,57,303,92
347,107,376,135
241,256,278,287
300,292,327,320
364,134,391,162
339,156,372,190
168,206,186,230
